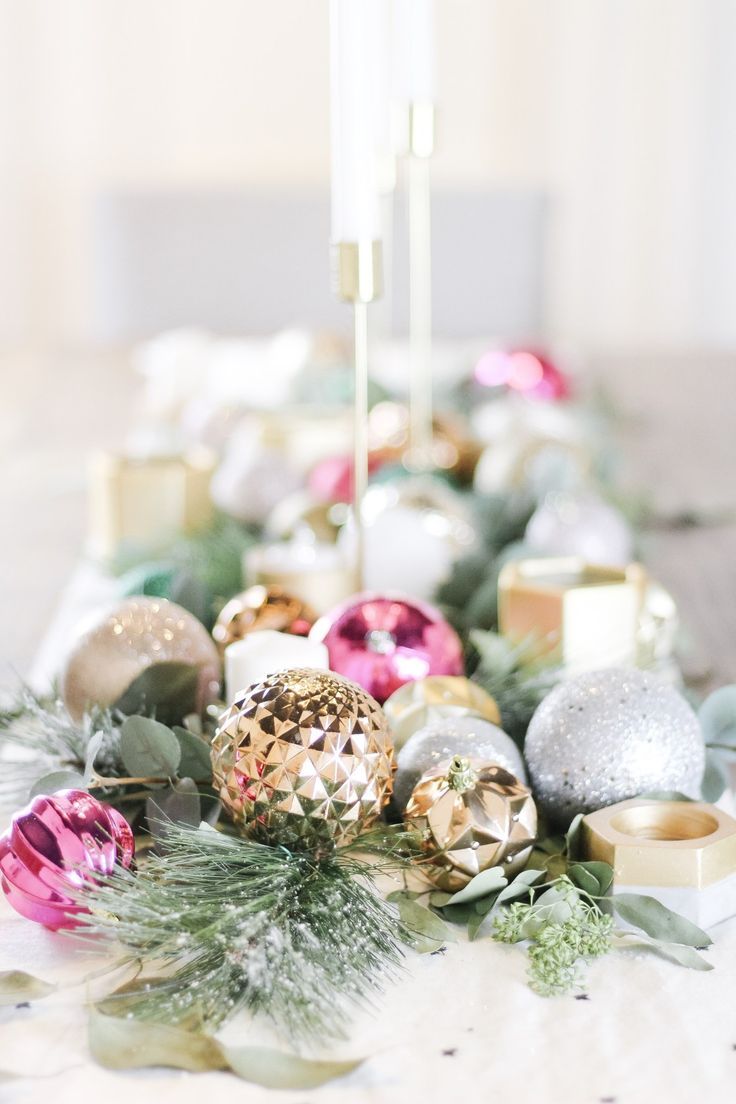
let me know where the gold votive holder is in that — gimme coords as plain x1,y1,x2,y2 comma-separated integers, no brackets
583,798,736,928
244,541,358,617
87,449,215,561
498,557,647,673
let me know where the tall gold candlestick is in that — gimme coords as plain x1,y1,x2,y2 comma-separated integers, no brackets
405,102,435,470
333,240,383,586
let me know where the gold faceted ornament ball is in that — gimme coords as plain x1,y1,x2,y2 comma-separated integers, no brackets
61,597,221,721
405,755,537,891
211,667,395,853
212,584,316,655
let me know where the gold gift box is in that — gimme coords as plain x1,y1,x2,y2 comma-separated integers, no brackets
498,557,647,673
88,449,215,561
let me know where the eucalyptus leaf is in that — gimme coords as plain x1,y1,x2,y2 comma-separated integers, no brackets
0,971,56,1006
428,891,453,908
471,869,544,941
173,726,213,781
89,1009,226,1072
613,933,713,971
83,730,106,785
120,716,181,778
89,1010,364,1086
30,769,85,798
699,685,736,747
569,861,614,897
564,813,584,860
114,662,201,727
222,1045,364,1089
613,893,712,948
701,751,729,803
444,866,507,906
396,897,456,953
469,630,515,676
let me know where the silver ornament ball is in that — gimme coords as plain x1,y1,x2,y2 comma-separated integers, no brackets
393,714,526,814
524,668,705,825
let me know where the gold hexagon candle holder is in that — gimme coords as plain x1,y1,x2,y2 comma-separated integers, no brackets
498,557,647,673
583,798,736,928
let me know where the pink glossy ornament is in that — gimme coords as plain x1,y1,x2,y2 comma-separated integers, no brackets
308,454,384,504
474,346,571,402
311,593,464,704
0,789,134,930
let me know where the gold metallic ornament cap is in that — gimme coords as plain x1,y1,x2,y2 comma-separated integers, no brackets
582,798,736,889
383,676,501,750
404,756,537,892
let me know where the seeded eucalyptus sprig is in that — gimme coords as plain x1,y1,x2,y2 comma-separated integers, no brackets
73,821,410,1043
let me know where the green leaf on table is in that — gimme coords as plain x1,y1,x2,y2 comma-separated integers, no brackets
564,813,585,860
613,893,712,948
0,971,56,1006
443,866,507,906
30,769,85,798
613,933,713,971
88,1010,363,1086
114,662,201,727
173,726,213,781
569,861,614,897
471,868,545,940
222,1045,364,1089
701,751,729,803
395,896,457,953
699,685,736,747
120,716,181,778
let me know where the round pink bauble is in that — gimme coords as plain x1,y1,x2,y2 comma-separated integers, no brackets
310,593,464,704
0,789,134,930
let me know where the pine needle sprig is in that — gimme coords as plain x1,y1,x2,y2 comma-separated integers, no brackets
73,822,408,1043
0,687,120,810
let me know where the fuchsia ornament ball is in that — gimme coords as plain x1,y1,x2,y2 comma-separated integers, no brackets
310,592,464,704
0,789,134,930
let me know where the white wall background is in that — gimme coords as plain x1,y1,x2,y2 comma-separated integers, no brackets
1,0,735,352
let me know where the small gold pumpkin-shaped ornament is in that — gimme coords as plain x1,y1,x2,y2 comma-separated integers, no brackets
211,668,395,854
405,755,537,891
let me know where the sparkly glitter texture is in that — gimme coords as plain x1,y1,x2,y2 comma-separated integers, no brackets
211,668,395,852
393,715,526,813
311,593,464,704
405,758,537,891
61,597,221,720
525,668,706,824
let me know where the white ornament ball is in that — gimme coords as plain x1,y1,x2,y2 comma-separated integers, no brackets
341,477,477,601
211,427,301,525
525,668,705,824
525,490,633,566
393,715,526,813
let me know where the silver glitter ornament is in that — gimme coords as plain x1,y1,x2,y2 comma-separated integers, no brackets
525,668,705,825
393,715,526,814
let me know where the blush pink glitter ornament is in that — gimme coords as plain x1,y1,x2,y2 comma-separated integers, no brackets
310,593,464,704
0,789,134,930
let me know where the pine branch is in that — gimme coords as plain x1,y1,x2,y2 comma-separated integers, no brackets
72,822,408,1043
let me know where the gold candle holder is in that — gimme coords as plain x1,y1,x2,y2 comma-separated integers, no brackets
583,797,736,927
87,449,215,561
331,239,383,587
498,557,647,673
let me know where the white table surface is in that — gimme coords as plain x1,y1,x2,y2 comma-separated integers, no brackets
3,348,736,1102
